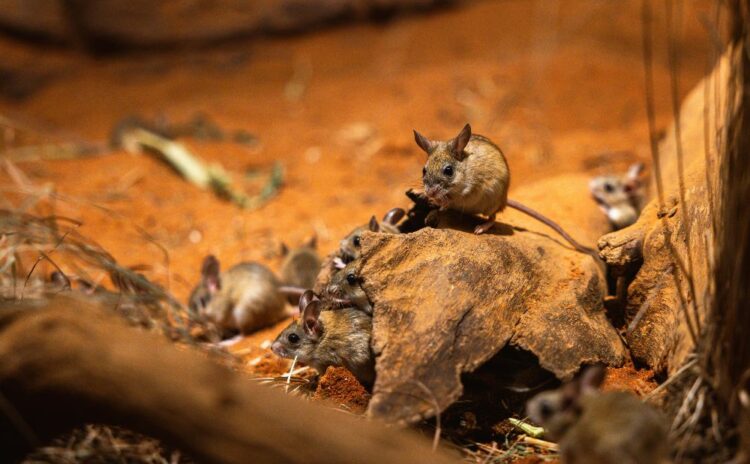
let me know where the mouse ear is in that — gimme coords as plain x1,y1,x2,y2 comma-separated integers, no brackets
382,207,405,225
450,123,472,160
201,255,221,293
302,300,323,338
413,129,435,155
368,216,380,232
50,271,72,289
579,365,606,395
626,162,645,180
304,234,317,249
299,289,318,314
624,163,644,196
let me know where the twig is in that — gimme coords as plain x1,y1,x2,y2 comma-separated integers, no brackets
120,127,283,210
519,436,558,451
671,376,702,432
644,357,698,402
508,418,545,438
411,380,442,452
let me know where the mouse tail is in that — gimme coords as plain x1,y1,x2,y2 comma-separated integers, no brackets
506,199,598,257
278,285,307,298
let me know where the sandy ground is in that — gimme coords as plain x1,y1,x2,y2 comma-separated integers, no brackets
0,0,715,445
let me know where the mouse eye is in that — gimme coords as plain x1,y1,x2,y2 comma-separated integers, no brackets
603,182,615,193
346,273,357,285
287,333,300,344
422,166,427,178
539,400,555,419
442,164,454,177
353,235,361,247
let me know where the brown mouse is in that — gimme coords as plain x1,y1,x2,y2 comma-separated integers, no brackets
338,207,405,266
279,236,322,303
49,271,109,295
414,124,596,255
589,163,646,230
189,255,304,337
271,291,374,387
526,365,669,464
325,261,372,314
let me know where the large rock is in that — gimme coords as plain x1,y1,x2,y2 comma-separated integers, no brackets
360,224,627,424
598,50,734,374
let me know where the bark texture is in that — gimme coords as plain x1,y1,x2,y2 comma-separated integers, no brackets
599,50,733,374
0,295,458,464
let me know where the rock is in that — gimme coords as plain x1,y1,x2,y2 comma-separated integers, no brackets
0,0,70,42
598,50,734,374
0,0,455,48
360,224,627,424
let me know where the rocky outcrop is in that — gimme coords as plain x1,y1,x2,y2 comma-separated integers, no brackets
359,223,626,424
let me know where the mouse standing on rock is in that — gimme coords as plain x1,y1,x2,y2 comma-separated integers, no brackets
589,163,646,230
279,236,322,303
414,124,596,255
271,291,375,388
189,255,305,337
526,365,669,464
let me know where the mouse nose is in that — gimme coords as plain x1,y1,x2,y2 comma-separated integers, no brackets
271,341,285,357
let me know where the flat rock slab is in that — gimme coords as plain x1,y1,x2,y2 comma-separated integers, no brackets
360,227,627,424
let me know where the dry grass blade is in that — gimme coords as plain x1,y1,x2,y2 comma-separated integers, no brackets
666,0,702,337
0,209,207,344
640,0,700,348
644,357,698,402
411,380,442,452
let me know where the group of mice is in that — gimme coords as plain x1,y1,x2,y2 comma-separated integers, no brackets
188,124,658,462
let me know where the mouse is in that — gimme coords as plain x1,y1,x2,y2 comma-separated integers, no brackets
526,365,669,464
338,207,405,266
279,236,322,303
188,255,305,337
589,163,646,230
414,124,596,256
271,291,375,388
325,261,372,314
49,271,110,295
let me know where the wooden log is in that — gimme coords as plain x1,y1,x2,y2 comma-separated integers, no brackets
0,295,458,464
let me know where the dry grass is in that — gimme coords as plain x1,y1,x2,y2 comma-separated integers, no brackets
22,425,196,464
0,188,238,463
0,208,215,344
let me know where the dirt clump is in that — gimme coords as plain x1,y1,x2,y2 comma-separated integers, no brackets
314,366,371,415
